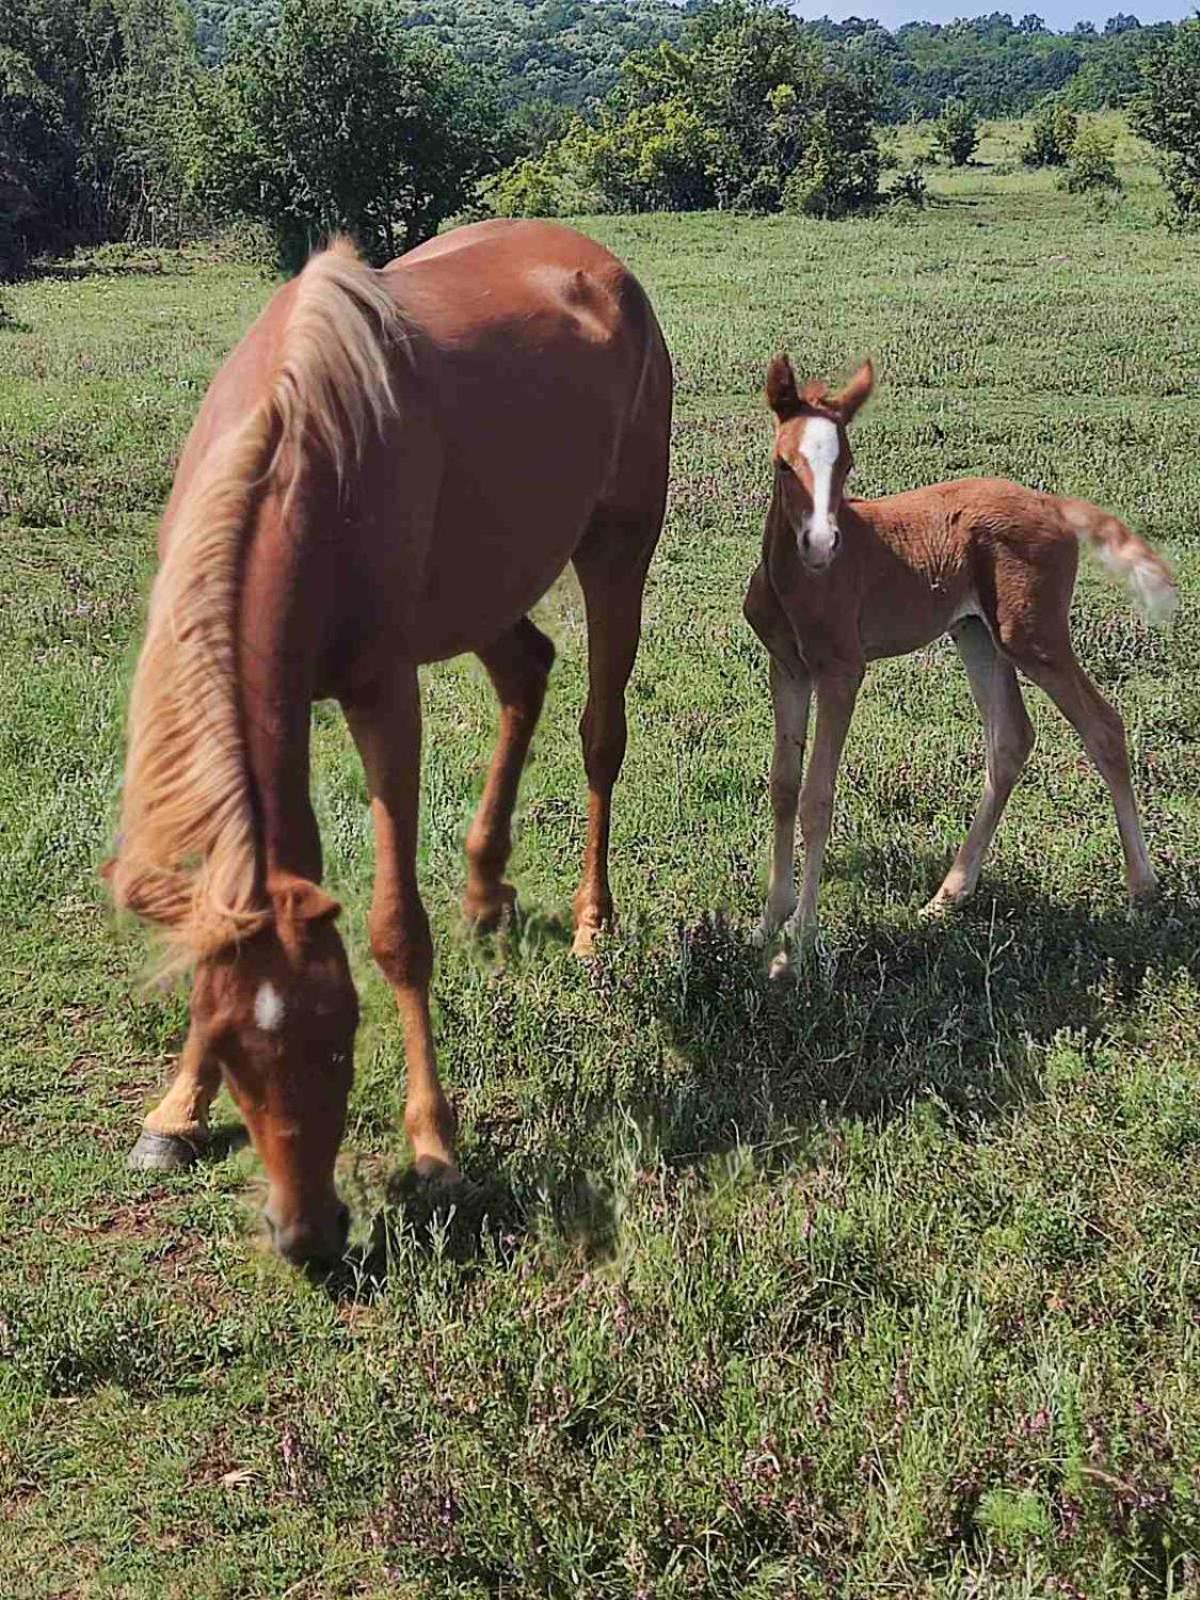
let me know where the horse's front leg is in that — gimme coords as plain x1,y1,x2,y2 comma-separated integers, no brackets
128,1017,222,1170
344,668,458,1181
755,653,812,946
773,663,862,976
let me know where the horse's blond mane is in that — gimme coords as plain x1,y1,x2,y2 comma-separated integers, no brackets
110,238,401,968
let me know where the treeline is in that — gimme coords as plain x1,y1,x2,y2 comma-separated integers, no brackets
813,12,1174,121
377,2,1173,122
2,0,1198,277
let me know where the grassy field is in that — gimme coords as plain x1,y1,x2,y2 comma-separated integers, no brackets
2,134,1200,1597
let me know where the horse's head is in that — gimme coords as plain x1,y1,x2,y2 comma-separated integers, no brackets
189,874,359,1266
765,356,874,571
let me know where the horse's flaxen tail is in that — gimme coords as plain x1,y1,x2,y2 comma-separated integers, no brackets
1061,497,1178,626
109,239,401,968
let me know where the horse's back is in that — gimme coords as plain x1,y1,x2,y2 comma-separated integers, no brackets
373,221,671,660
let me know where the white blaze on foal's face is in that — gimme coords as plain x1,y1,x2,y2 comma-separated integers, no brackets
796,415,842,565
765,355,874,573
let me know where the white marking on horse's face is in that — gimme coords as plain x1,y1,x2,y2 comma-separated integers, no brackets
254,981,285,1033
797,416,842,566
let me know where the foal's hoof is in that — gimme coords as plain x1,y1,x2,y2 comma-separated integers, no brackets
571,922,606,958
463,882,518,935
919,889,967,921
768,948,795,982
1130,878,1159,909
127,1130,201,1173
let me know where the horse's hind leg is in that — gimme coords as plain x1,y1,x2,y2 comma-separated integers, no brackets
1015,648,1157,904
923,618,1035,917
128,1018,222,1171
345,667,458,1181
570,516,657,956
464,618,556,931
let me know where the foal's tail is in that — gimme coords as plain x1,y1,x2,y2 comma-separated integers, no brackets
1061,498,1178,626
109,239,401,967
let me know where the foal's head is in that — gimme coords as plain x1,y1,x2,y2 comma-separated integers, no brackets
190,875,359,1267
765,355,874,571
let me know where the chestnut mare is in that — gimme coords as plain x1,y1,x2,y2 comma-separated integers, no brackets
745,355,1176,974
107,220,672,1265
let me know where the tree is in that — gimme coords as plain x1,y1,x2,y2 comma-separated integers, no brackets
1062,120,1120,191
1131,18,1200,221
1021,96,1078,164
486,0,882,220
933,98,979,164
0,0,196,275
182,0,509,270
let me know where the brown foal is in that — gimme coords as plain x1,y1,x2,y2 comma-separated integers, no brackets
744,355,1176,971
107,220,672,1265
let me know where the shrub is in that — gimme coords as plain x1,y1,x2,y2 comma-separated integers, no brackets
1131,18,1200,223
1061,122,1121,193
887,164,929,208
1022,99,1079,166
933,99,979,166
485,0,882,221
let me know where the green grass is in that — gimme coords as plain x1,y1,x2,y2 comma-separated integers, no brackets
2,139,1200,1596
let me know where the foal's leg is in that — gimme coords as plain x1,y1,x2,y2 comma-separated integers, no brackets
754,655,812,945
464,618,556,931
923,619,1035,917
775,664,862,969
128,1019,222,1171
570,524,654,956
1016,650,1157,903
345,669,458,1181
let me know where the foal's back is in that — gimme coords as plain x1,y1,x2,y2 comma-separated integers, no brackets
840,477,1075,659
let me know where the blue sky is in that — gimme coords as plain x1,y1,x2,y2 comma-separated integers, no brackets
792,0,1195,26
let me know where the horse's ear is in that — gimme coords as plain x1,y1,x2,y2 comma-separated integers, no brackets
833,359,874,424
268,872,341,934
765,354,801,418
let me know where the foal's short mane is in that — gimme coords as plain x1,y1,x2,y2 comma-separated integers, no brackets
110,239,401,968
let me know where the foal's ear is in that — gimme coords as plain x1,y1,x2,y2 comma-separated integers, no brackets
268,872,341,940
832,360,874,424
765,354,801,418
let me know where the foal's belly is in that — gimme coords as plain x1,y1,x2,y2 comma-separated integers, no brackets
860,587,982,662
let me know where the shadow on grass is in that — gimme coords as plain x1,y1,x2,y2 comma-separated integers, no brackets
30,254,176,282
317,858,1200,1300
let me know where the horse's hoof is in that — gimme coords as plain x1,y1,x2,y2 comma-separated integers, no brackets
411,1154,463,1187
1130,877,1159,908
572,923,604,958
127,1130,201,1172
463,882,517,934
768,949,794,982
919,892,960,921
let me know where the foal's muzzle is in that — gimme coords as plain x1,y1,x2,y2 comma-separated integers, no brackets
799,525,840,570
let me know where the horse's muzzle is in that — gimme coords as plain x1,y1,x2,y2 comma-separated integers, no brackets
265,1201,350,1267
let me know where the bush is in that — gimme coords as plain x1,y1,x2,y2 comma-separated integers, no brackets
485,0,882,221
887,164,929,208
182,0,509,271
1022,99,1079,166
933,99,979,166
1131,18,1200,223
1061,122,1121,192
